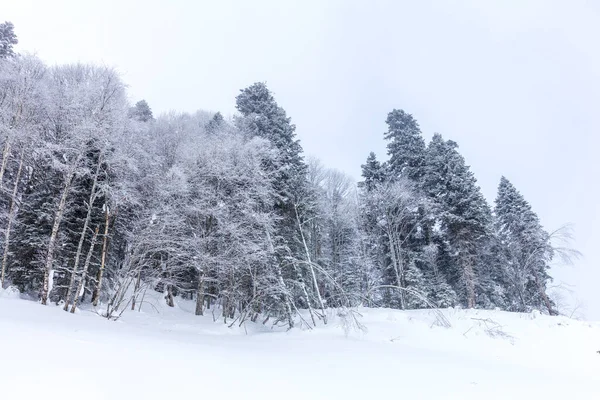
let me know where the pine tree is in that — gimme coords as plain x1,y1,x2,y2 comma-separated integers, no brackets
129,100,153,122
0,22,18,58
359,152,386,192
235,82,306,198
205,112,225,134
384,109,426,182
494,176,556,314
422,133,493,308
235,83,322,325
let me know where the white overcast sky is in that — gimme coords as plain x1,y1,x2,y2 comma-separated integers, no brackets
5,0,600,318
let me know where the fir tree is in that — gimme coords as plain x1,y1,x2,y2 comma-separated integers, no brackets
0,22,18,58
494,176,556,314
359,152,386,192
205,112,225,134
384,109,426,182
129,100,153,122
422,133,493,308
235,82,320,325
235,82,306,199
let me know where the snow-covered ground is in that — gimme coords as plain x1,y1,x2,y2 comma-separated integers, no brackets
1,289,599,399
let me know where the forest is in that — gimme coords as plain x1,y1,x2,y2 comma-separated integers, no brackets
0,21,573,327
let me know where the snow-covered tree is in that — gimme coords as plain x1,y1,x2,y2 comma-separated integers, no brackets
0,22,18,59
128,99,153,122
384,109,426,182
359,152,386,192
361,179,429,309
422,133,493,308
494,176,557,314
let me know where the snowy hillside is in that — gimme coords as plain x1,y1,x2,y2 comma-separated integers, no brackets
1,290,598,399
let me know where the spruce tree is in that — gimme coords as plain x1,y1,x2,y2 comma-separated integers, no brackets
422,133,493,308
235,82,306,200
129,100,153,122
0,22,18,58
384,109,426,182
205,112,225,134
235,82,319,323
359,152,386,192
494,176,556,314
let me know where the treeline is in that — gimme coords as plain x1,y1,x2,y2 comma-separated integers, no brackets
0,23,570,325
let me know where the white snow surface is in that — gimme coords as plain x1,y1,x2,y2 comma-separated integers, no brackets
1,289,599,399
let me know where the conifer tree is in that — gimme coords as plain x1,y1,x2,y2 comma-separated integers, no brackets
235,82,306,199
494,176,556,314
129,100,153,122
205,112,225,134
384,109,426,182
422,134,493,308
0,22,18,58
359,152,386,192
235,82,326,325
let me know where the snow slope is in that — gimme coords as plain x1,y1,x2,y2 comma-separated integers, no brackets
1,290,599,399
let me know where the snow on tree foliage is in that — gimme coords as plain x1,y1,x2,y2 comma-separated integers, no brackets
494,176,558,315
0,22,18,59
128,100,153,122
385,109,427,182
0,27,575,322
421,133,494,308
205,112,225,134
359,152,386,192
235,82,306,200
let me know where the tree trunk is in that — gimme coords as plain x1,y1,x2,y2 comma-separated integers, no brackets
41,157,81,305
392,229,407,309
131,268,142,311
165,284,175,307
70,225,99,313
161,254,174,308
291,261,316,325
533,269,556,315
386,223,405,310
195,270,204,316
295,204,327,324
0,140,11,190
92,207,110,307
0,148,24,287
463,255,476,309
64,158,101,311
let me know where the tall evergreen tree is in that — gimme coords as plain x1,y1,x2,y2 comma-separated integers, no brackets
0,22,18,58
384,109,426,182
422,133,493,308
205,112,225,134
235,83,326,325
359,152,386,192
235,82,306,198
129,100,153,122
494,176,556,314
